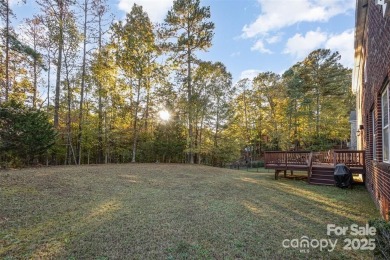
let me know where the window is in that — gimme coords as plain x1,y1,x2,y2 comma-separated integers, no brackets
364,60,367,83
382,86,389,162
372,110,377,160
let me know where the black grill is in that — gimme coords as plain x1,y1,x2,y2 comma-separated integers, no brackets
334,163,352,188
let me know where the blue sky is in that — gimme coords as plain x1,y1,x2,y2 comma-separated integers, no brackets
11,0,356,83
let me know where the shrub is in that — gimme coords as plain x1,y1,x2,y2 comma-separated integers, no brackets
250,161,264,168
368,218,390,259
0,101,57,166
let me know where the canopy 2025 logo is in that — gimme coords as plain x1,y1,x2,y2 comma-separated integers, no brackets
282,224,376,253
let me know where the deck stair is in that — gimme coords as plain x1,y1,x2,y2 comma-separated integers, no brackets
309,166,335,186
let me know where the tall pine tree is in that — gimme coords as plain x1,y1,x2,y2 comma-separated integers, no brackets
163,0,214,163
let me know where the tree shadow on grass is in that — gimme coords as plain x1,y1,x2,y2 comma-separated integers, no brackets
0,166,380,259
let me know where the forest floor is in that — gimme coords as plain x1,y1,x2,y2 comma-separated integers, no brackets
0,164,379,259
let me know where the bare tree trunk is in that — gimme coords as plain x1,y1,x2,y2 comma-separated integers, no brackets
45,47,51,166
54,1,64,129
194,113,199,164
257,98,263,155
104,109,108,164
32,31,38,108
144,77,150,131
243,88,249,142
98,86,103,163
46,48,51,112
5,0,10,101
77,0,88,165
132,78,141,163
258,117,262,155
198,109,206,165
64,56,74,165
294,100,298,150
243,87,250,160
187,45,194,164
97,10,104,163
315,87,320,137
33,61,37,107
213,97,220,165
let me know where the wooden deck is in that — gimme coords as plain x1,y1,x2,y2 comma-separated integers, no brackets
264,150,366,185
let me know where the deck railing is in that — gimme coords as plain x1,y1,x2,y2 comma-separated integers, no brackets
265,150,365,169
333,150,365,168
312,151,333,165
264,151,311,168
264,151,286,166
286,151,311,165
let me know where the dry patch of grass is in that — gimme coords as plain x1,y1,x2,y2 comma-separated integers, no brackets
0,164,379,259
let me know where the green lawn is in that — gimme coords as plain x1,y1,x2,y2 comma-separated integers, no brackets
0,164,379,259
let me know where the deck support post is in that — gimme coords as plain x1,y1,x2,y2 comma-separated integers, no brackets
275,170,280,180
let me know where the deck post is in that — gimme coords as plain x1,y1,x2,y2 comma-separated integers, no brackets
285,152,287,168
308,152,313,183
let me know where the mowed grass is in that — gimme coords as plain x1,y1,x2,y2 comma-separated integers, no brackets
0,164,379,259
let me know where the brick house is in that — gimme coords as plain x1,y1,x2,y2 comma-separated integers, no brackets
354,0,390,220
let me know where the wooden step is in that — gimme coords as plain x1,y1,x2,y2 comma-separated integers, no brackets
311,170,334,174
311,172,334,178
309,177,335,185
310,166,335,185
311,167,334,172
311,171,334,175
310,175,335,181
312,166,334,169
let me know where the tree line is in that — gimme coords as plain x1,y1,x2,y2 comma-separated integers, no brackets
0,0,354,167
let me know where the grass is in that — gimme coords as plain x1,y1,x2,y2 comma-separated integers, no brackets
0,164,379,259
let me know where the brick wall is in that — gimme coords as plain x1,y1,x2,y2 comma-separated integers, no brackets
366,162,390,220
363,1,390,220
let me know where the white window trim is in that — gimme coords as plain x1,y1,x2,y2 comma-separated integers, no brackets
382,86,390,163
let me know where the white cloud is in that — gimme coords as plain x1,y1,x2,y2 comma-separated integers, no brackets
283,28,354,68
242,0,354,38
240,69,262,80
266,35,282,44
325,29,354,68
251,40,272,54
283,29,327,59
118,0,173,23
